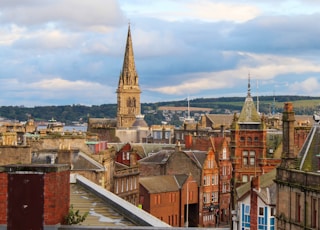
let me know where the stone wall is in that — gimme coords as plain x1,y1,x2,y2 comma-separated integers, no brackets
0,146,31,165
276,167,320,229
29,136,92,154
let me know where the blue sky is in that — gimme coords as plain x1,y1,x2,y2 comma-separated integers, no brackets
0,0,320,106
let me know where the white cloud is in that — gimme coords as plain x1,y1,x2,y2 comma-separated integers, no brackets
0,77,115,106
0,0,125,31
186,0,261,23
149,52,320,95
122,0,261,23
13,29,80,50
290,77,320,94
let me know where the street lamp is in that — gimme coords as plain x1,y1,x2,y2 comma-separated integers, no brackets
185,180,196,227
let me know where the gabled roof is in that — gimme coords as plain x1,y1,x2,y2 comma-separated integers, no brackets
185,150,207,168
73,152,105,171
236,169,276,205
139,174,187,193
205,114,234,128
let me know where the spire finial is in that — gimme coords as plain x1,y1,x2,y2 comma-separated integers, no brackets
248,72,251,97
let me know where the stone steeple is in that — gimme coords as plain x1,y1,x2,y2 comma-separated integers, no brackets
116,25,141,128
238,75,260,123
118,25,139,88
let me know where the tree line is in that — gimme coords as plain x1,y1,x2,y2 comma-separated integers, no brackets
0,95,319,126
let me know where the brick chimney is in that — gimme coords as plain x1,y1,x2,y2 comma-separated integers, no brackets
0,164,70,229
185,133,193,149
250,176,260,230
281,102,296,168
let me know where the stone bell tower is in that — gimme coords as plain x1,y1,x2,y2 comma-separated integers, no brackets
116,25,141,128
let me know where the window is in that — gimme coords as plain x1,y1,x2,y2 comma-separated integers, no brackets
258,207,267,229
259,207,264,215
203,193,210,204
211,192,218,202
155,194,161,205
247,137,252,142
242,175,248,183
240,136,245,142
241,204,250,229
222,147,227,159
121,179,124,192
222,182,227,193
271,207,275,216
254,137,259,142
243,151,248,165
204,176,207,185
250,151,255,166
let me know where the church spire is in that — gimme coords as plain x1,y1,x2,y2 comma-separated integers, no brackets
119,24,138,87
116,24,141,128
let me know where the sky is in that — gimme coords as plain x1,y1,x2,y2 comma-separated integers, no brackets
0,0,320,106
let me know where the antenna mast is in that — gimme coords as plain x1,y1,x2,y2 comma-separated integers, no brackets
256,79,259,113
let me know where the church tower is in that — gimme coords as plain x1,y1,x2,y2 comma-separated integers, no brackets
116,25,141,128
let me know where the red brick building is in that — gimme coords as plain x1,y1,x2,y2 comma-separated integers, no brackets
113,143,142,206
139,174,198,227
214,137,232,224
139,142,220,227
230,78,280,212
115,142,143,166
185,134,232,225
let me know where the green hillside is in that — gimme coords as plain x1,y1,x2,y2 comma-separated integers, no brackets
0,95,319,126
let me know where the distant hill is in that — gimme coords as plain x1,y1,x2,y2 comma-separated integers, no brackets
0,95,319,126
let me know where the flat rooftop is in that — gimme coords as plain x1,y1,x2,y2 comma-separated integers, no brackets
70,183,135,227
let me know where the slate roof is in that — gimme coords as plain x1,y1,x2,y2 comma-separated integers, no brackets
139,149,174,164
139,174,188,193
185,150,207,168
236,169,277,205
298,124,320,172
205,114,234,128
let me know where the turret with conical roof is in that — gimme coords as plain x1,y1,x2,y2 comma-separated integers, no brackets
116,25,141,128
